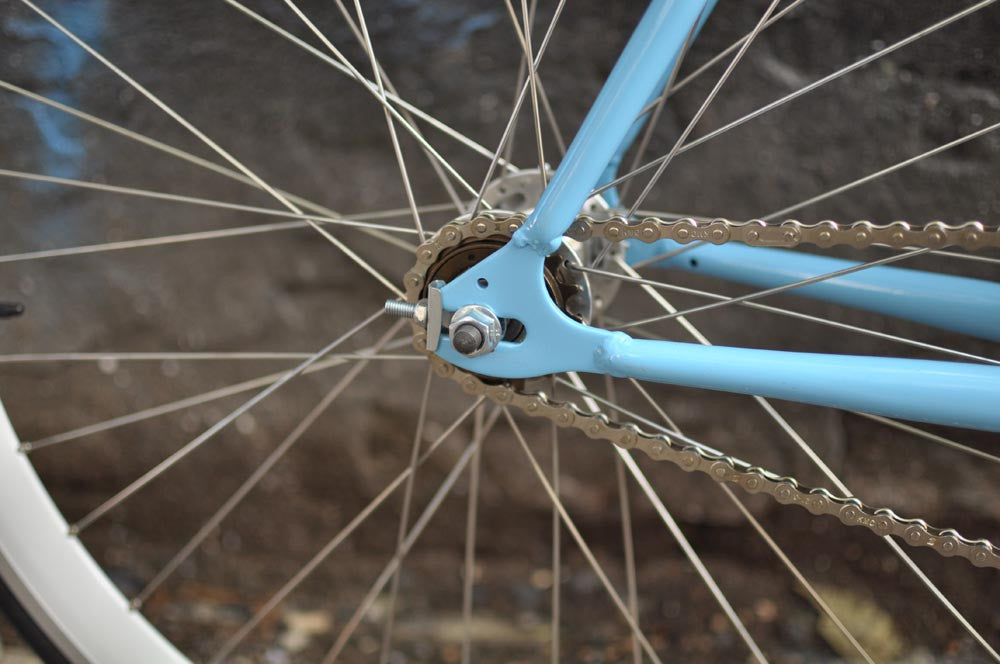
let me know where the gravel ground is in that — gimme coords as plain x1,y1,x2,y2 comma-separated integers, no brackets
1,0,999,661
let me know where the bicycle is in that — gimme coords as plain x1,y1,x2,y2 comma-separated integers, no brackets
1,0,998,661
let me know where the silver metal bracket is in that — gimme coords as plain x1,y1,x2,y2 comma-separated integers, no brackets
426,280,446,352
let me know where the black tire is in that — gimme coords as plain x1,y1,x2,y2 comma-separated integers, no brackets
0,576,71,664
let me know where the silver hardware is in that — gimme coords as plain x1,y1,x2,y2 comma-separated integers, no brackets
426,280,446,352
448,305,502,357
383,299,427,324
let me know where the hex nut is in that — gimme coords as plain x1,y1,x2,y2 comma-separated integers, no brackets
448,305,502,357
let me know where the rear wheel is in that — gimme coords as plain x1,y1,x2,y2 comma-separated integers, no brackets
2,1,999,662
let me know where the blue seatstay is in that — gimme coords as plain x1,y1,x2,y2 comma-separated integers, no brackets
437,0,1000,431
626,241,1000,342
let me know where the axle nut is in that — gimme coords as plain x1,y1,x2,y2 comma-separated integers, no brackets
449,305,502,358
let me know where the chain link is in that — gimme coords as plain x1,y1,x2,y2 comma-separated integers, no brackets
570,215,998,251
404,213,1000,570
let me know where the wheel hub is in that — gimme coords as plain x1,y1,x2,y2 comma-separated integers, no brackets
388,168,627,363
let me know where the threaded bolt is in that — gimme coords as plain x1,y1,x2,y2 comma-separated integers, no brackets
384,299,427,324
384,299,416,318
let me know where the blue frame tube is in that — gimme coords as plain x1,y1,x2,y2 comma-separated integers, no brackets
437,0,1000,432
627,241,1000,341
514,0,714,254
597,1,717,207
607,339,1000,431
435,245,1000,430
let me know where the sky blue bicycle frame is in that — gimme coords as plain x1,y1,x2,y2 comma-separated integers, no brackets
434,0,1000,432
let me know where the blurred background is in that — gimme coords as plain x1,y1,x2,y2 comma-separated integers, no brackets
1,0,999,661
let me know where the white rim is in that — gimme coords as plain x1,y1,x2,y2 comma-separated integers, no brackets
0,399,189,663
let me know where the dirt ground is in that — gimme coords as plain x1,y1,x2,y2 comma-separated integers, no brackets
1,0,999,662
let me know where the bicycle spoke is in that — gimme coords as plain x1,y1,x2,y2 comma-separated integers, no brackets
353,0,425,240
499,375,877,663
624,450,769,663
500,0,567,167
0,79,420,251
520,0,549,184
619,11,700,204
0,200,461,264
526,0,566,157
0,219,424,264
851,412,1000,466
208,397,489,663
598,0,996,199
724,485,876,663
0,351,419,363
0,169,420,241
330,0,465,213
0,221,306,265
554,382,745,475
634,209,714,222
625,0,782,217
612,248,928,331
351,202,458,221
666,0,810,99
502,0,548,188
238,0,516,173
765,119,1000,220
549,377,561,664
460,405,485,664
19,338,411,453
604,377,641,664
0,352,314,362
565,372,767,664
471,0,569,215
758,398,1000,662
223,0,495,202
130,322,400,608
2,2,995,661
69,311,389,534
632,243,707,270
617,467,640,663
537,74,567,159
577,261,1000,367
625,378,680,431
503,408,666,664
924,250,1000,267
378,368,434,664
625,378,876,664
319,410,500,664
608,293,1000,366
284,0,425,242
502,14,532,170
587,13,703,270
17,0,404,298
622,261,1000,661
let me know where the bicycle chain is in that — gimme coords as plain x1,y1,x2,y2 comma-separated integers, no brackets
403,213,1000,570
